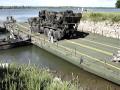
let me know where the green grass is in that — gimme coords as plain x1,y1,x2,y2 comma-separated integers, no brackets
0,64,79,90
81,12,120,23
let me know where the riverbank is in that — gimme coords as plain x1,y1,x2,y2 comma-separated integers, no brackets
78,12,120,39
0,63,80,90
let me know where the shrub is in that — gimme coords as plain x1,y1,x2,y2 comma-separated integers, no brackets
116,0,120,8
0,64,80,90
82,12,120,23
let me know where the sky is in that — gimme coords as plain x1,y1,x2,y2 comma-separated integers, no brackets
0,0,116,7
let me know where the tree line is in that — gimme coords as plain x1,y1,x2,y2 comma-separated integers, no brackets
0,6,38,9
116,0,120,8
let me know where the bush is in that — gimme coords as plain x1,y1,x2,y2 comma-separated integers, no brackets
116,0,120,8
111,15,120,22
0,64,79,90
82,12,120,22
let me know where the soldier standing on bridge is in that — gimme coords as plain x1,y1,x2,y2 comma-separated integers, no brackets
48,30,51,42
50,30,54,43
48,29,54,43
80,56,83,64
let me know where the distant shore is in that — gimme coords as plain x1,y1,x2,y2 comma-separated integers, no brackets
0,6,117,9
0,6,38,9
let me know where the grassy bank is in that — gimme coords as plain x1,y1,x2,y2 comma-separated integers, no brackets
0,64,80,90
82,12,120,23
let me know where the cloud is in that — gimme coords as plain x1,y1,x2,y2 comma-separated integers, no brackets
0,0,116,7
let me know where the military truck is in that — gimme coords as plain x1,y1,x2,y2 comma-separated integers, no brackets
28,10,82,41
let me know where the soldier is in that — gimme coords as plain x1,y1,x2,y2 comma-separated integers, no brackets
81,8,84,13
48,30,51,42
80,56,83,64
6,16,9,22
10,16,13,22
51,32,54,43
48,29,54,43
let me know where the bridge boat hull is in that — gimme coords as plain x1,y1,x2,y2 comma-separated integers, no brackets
0,27,7,34
0,39,31,50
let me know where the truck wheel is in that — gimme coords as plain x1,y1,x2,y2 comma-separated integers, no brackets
53,30,61,41
40,27,44,33
44,28,49,36
56,31,61,40
53,31,57,42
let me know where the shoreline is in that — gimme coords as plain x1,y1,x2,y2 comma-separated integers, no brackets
0,7,119,10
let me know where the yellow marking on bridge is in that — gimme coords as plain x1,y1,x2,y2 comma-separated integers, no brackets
58,44,120,71
82,39,120,50
66,40,113,56
15,23,120,71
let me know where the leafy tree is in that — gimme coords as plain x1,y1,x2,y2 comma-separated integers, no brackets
116,0,120,8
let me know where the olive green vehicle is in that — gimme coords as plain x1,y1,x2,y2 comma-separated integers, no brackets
28,10,82,41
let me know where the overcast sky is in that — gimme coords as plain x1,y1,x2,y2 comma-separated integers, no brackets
0,0,116,7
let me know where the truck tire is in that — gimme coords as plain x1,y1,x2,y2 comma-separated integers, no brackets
53,30,61,41
40,27,44,33
44,28,49,36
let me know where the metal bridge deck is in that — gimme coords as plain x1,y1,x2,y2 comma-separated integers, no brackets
18,23,120,62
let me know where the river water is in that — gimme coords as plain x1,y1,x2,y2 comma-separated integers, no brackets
0,7,120,22
0,8,120,89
